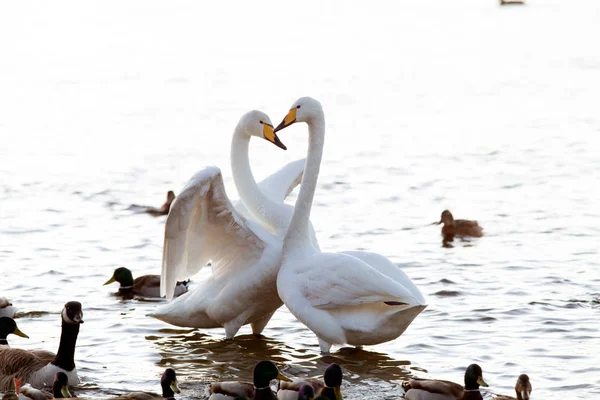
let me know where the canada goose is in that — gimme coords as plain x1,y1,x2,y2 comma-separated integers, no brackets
0,301,83,390
112,368,180,400
0,317,29,346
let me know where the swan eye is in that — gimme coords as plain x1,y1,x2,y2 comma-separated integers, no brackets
296,105,301,109
259,121,264,124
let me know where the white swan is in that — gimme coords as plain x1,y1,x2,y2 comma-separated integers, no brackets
274,97,427,353
150,110,319,338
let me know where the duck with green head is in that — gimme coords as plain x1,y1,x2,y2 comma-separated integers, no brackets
104,267,189,298
0,317,28,346
113,368,180,400
316,364,342,400
403,364,489,400
209,360,291,400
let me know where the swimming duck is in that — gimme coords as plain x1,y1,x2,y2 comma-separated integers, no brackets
0,317,29,346
403,364,488,400
0,298,16,319
143,191,176,217
437,210,483,238
315,364,342,400
492,374,531,400
209,360,291,400
0,301,84,391
104,267,189,298
296,385,315,400
113,368,180,400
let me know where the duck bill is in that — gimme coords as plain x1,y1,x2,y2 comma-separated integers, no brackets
277,372,292,382
104,276,116,285
73,312,84,324
61,386,72,398
477,376,488,387
171,380,181,394
274,108,297,133
13,326,29,338
263,123,287,150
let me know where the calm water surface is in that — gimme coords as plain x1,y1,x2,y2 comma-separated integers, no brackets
1,0,599,399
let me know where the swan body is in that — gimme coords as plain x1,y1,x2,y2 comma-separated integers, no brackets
274,97,426,353
151,111,319,338
0,298,16,319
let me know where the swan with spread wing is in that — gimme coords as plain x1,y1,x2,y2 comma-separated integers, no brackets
150,110,319,339
274,97,426,353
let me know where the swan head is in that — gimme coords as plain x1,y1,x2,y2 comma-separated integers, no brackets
239,110,287,150
274,97,323,132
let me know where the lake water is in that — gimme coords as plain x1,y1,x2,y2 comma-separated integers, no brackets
1,0,599,398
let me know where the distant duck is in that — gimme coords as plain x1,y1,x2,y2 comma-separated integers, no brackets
0,317,29,346
144,191,176,217
209,360,291,400
315,364,342,400
104,267,189,298
402,364,488,400
112,368,180,400
492,374,531,400
0,301,84,391
500,0,525,5
0,298,16,319
437,210,483,238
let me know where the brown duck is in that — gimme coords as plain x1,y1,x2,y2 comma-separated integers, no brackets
437,210,483,238
403,364,488,400
144,191,176,216
492,374,531,400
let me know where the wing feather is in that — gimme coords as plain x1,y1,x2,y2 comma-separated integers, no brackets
160,167,266,299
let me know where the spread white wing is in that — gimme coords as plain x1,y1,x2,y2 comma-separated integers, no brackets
300,253,421,309
160,166,266,299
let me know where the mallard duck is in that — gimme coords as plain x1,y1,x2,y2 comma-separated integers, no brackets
315,364,342,400
277,378,323,400
402,364,488,400
0,317,29,346
0,301,83,391
144,191,176,217
0,298,16,319
296,385,315,400
209,361,291,400
104,267,189,298
492,374,531,400
10,372,71,400
437,210,483,238
113,368,180,400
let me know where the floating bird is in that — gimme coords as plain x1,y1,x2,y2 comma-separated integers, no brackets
112,368,180,400
0,317,29,346
437,210,483,238
273,97,426,353
0,301,84,390
209,360,291,400
402,364,488,400
104,267,189,298
315,364,342,400
0,298,16,319
277,377,323,400
492,374,531,400
143,191,176,217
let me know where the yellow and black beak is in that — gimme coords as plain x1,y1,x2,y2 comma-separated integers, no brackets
61,386,72,398
13,326,29,339
263,122,287,150
477,375,489,387
171,379,181,394
104,276,116,286
274,108,297,133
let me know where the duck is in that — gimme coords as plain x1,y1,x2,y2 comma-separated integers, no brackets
437,210,483,238
151,110,319,339
492,374,531,400
314,364,342,400
0,301,83,391
14,372,71,400
0,317,29,346
273,97,426,353
112,368,180,400
209,360,291,400
296,385,315,400
2,392,18,400
277,378,323,400
104,267,189,298
402,364,488,400
143,191,177,217
0,298,16,319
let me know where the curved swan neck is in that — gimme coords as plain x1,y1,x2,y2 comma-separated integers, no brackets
231,127,280,230
284,113,325,253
